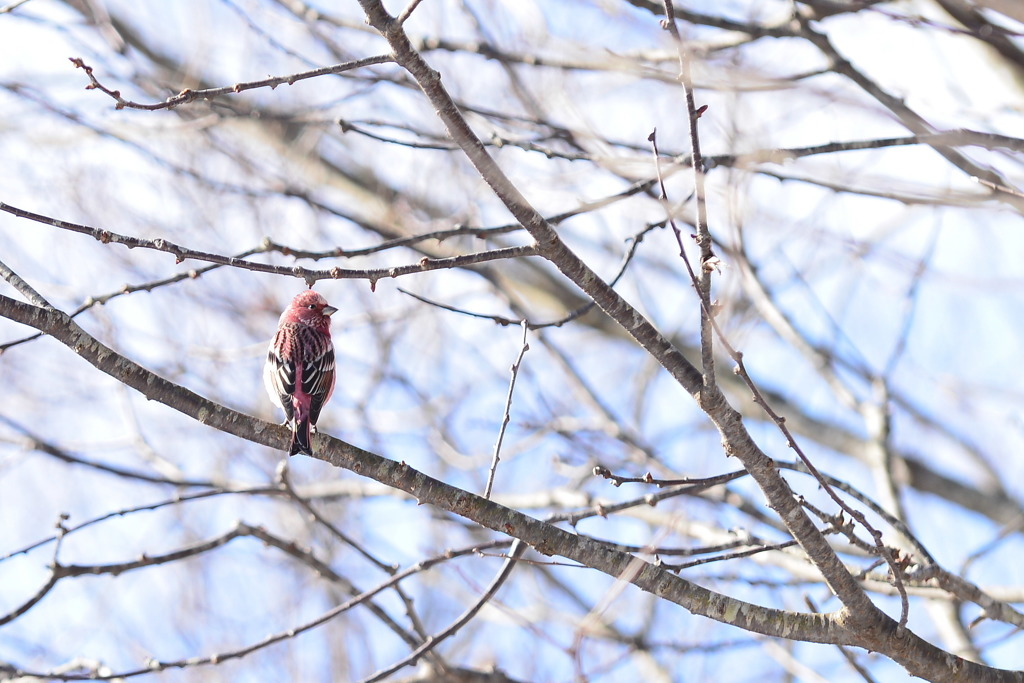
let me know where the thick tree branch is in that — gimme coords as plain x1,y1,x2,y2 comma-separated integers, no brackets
0,294,856,648
348,3,1024,679
358,0,873,625
1,280,1019,680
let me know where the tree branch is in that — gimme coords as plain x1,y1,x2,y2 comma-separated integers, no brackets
0,294,853,647
70,54,394,110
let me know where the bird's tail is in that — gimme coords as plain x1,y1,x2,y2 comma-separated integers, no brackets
290,417,313,456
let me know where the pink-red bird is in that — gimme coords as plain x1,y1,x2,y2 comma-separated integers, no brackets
264,290,337,455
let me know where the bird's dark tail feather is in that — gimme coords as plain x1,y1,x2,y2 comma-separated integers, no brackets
290,418,313,456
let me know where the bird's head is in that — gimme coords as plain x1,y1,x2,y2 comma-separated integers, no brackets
282,290,338,326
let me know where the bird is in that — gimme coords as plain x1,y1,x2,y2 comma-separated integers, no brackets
264,290,337,455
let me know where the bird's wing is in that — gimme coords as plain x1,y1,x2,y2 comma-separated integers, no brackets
304,345,336,426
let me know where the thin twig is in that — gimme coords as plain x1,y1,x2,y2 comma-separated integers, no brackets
660,537,808,572
395,0,426,25
485,320,530,499
398,219,665,330
360,539,527,682
0,486,276,562
734,355,911,629
0,557,60,627
69,55,394,111
592,464,742,489
561,469,749,526
6,542,493,681
649,104,912,633
0,202,538,287
659,0,717,393
0,0,33,13
792,13,1024,207
277,462,437,648
0,414,220,486
0,246,266,352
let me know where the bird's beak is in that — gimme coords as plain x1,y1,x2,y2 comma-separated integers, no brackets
323,305,338,317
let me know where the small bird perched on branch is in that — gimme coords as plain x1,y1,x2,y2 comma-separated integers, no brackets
264,290,337,455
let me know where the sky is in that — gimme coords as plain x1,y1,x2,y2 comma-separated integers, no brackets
2,1,1024,681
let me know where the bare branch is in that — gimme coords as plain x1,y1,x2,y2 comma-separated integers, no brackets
0,202,539,286
361,540,527,682
485,321,530,499
69,54,394,111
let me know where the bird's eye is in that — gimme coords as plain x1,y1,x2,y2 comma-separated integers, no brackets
308,304,317,310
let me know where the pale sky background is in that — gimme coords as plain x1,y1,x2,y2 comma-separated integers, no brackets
2,1,1024,681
